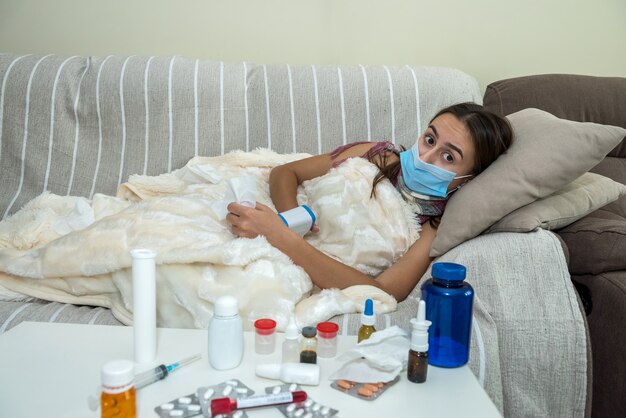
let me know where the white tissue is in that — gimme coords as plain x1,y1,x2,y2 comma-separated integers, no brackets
210,174,257,220
228,175,257,208
52,199,95,235
329,326,409,383
187,163,224,183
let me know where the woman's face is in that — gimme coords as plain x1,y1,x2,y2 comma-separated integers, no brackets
418,113,476,193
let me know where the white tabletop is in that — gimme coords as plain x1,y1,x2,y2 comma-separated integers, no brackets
0,322,501,418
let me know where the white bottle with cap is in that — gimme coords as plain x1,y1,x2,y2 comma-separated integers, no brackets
100,360,136,417
208,296,243,370
281,316,300,363
278,205,316,236
255,362,320,385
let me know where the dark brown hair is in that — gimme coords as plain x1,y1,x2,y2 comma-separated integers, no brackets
368,102,514,224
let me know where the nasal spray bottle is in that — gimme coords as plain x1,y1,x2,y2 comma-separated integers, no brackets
358,298,376,343
407,299,431,383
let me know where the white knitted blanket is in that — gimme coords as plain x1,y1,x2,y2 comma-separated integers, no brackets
0,149,420,329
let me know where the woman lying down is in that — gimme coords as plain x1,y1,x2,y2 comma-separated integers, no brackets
0,103,512,329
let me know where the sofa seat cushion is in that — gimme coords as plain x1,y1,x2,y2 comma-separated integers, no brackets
558,197,626,275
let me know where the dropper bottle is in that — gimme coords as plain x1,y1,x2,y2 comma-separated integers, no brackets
358,299,376,343
407,299,431,383
282,316,300,363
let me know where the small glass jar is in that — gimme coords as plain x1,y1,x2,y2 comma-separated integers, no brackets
299,326,317,364
254,318,277,354
316,322,339,358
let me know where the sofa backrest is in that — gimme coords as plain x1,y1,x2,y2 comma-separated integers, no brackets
483,74,626,185
0,53,481,219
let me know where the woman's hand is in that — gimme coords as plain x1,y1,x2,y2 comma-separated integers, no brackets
226,202,289,240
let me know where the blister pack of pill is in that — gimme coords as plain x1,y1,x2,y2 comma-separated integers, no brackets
330,376,400,401
197,379,255,418
264,383,338,418
154,393,202,418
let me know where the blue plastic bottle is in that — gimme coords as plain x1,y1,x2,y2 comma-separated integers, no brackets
420,262,474,368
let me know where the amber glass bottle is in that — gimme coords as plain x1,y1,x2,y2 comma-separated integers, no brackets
407,299,431,384
407,350,428,383
101,360,137,418
358,299,376,343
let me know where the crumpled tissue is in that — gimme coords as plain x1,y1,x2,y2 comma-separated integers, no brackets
329,326,409,383
186,163,224,184
210,174,257,220
52,198,95,235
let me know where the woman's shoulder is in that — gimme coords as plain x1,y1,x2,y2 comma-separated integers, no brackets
330,141,399,168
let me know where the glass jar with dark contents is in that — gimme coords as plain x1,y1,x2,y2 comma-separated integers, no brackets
299,326,318,364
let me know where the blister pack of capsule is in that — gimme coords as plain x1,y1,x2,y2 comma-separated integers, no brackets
264,383,338,418
154,393,203,418
197,379,255,418
330,376,400,401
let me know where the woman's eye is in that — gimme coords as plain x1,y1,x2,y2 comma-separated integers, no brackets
443,152,454,162
425,135,435,145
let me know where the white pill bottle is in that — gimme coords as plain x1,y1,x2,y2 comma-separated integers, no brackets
208,296,244,370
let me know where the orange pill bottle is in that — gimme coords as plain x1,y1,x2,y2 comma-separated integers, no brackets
101,360,137,418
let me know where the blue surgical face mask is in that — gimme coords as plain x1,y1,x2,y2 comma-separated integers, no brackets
400,141,473,198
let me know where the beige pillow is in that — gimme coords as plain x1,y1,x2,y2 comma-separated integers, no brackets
430,108,626,257
486,172,626,233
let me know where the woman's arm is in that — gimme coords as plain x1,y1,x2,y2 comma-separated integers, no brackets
226,204,436,302
269,143,381,212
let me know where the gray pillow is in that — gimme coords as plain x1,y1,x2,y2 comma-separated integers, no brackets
430,108,626,257
486,172,626,233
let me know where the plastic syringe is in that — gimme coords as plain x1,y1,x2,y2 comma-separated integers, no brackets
134,353,201,390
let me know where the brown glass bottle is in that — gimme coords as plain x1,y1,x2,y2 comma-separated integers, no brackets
407,349,428,383
357,324,376,343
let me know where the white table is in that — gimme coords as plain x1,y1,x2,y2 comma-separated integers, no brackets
0,322,501,417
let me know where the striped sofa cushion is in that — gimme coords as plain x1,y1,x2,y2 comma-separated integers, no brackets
0,301,123,335
0,53,481,219
0,53,481,333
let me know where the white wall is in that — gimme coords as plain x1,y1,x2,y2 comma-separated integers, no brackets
1,0,624,90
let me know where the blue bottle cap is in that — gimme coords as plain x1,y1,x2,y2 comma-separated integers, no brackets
432,262,466,281
364,298,374,316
